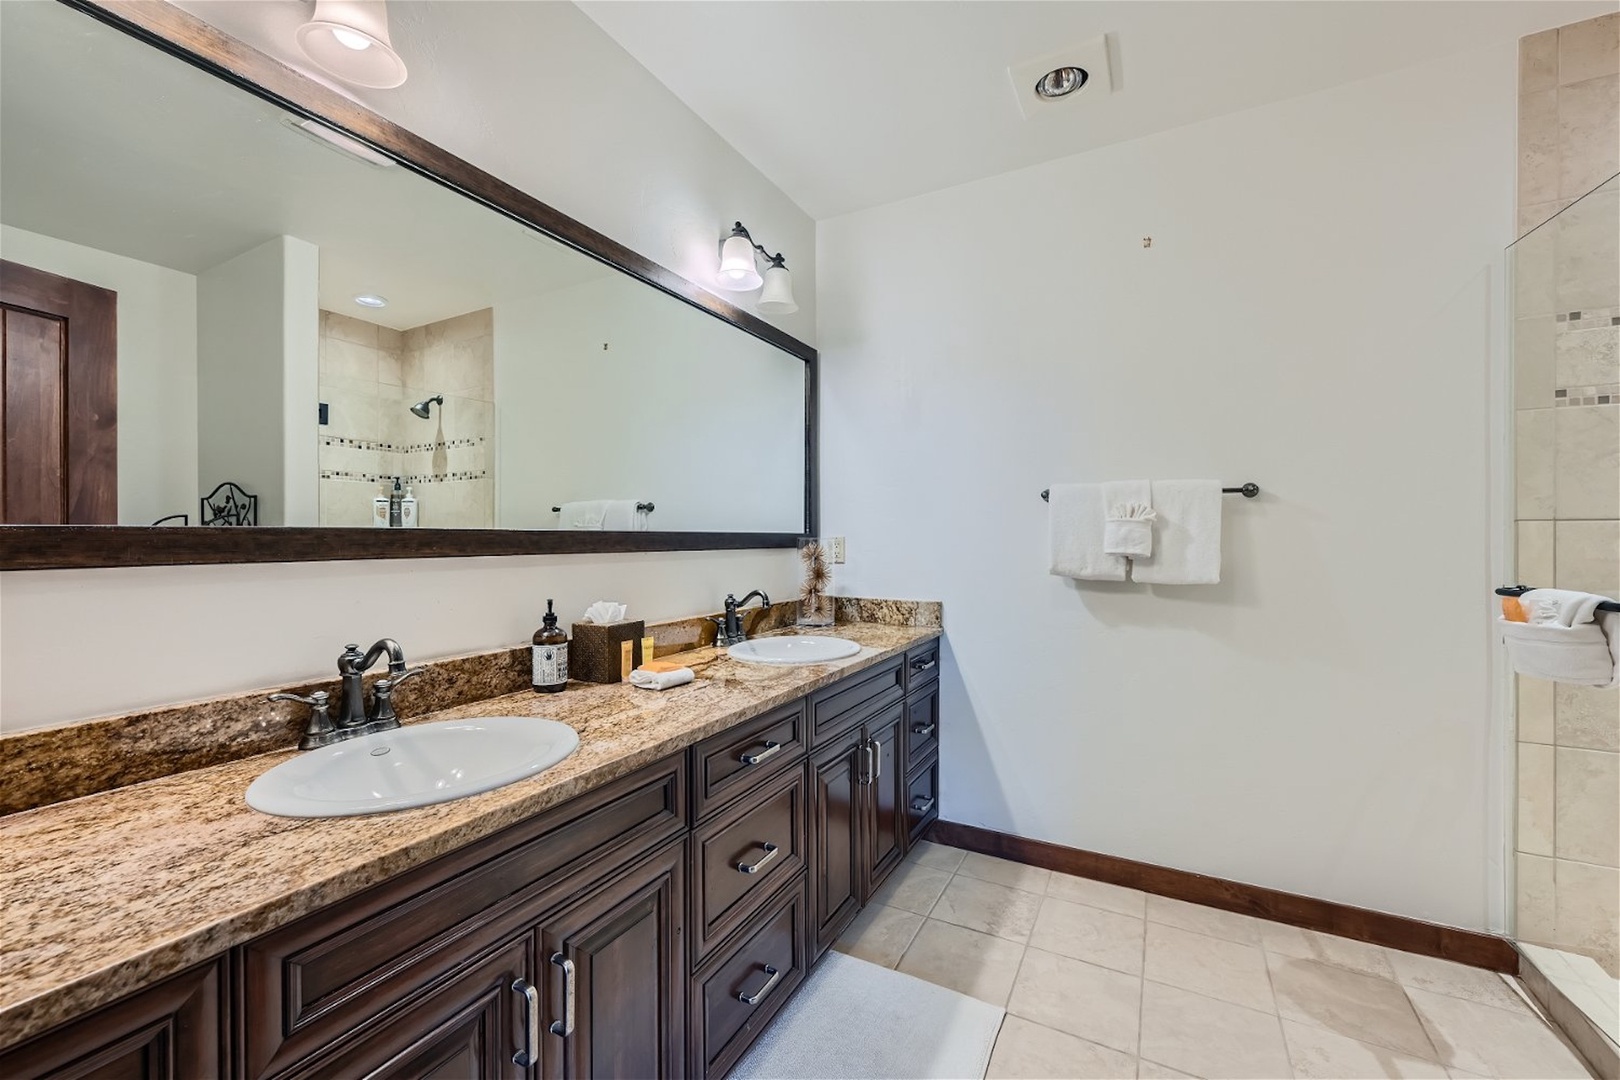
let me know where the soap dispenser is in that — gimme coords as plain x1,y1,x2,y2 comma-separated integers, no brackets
388,478,404,528
532,599,569,694
400,484,418,528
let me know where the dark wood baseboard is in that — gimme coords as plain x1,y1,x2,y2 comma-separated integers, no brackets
927,820,1519,975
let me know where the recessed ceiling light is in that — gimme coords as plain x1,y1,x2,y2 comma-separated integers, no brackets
1035,66,1088,99
354,294,388,308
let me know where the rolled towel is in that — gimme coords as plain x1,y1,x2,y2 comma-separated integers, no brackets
1103,480,1156,558
1500,589,1619,687
629,666,694,691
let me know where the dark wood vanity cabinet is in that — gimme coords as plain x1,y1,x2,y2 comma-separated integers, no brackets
4,641,942,1080
0,961,227,1080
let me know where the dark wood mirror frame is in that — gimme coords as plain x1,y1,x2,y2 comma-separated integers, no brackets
0,0,817,571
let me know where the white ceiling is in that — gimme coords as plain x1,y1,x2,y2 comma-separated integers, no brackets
577,0,1615,220
0,0,607,330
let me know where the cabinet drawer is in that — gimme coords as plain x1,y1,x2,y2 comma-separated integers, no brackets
904,640,940,691
904,682,940,769
690,763,807,965
689,876,808,1080
810,657,903,745
906,755,940,845
691,699,806,821
240,757,685,1079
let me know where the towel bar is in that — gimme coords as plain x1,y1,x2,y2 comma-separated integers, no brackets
1496,586,1620,613
1040,483,1259,501
552,502,655,513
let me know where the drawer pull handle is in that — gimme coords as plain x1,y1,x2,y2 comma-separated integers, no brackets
737,841,780,875
911,723,936,737
740,740,782,766
513,979,540,1066
738,964,784,1005
549,953,576,1038
871,737,882,780
911,796,936,814
911,658,937,672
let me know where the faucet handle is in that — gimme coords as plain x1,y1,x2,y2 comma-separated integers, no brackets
370,667,426,725
269,691,337,750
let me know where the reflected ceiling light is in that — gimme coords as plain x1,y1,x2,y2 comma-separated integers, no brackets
354,293,388,308
715,221,798,315
296,0,408,89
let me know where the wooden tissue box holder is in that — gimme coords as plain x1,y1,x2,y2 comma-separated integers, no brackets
570,619,645,684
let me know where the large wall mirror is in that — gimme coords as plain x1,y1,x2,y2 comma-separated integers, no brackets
0,0,814,568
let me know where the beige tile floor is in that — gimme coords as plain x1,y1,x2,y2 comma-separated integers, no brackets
832,842,1595,1080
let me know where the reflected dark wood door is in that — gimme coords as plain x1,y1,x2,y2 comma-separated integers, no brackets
810,726,864,957
0,260,116,524
542,841,686,1080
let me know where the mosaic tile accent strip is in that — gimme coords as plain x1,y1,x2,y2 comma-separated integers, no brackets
1556,308,1620,331
321,434,484,453
1554,384,1620,406
319,470,491,484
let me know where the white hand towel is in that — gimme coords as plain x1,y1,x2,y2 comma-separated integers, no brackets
629,666,694,691
558,500,608,529
1130,480,1222,585
1102,480,1155,558
1048,484,1127,581
1501,590,1619,687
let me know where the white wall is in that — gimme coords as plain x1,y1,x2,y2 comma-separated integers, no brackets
817,46,1517,929
196,236,319,526
495,274,806,532
0,224,197,526
0,4,810,730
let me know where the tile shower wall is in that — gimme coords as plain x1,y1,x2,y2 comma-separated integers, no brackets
1513,12,1620,978
317,309,494,528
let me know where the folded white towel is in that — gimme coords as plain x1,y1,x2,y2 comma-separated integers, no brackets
558,500,608,529
1048,484,1127,581
1501,590,1619,687
628,666,695,691
1102,480,1155,558
600,500,644,531
1131,480,1222,585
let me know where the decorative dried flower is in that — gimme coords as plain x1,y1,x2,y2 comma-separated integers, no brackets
799,540,830,601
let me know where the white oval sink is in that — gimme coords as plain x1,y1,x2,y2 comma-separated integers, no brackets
246,716,579,818
727,636,862,666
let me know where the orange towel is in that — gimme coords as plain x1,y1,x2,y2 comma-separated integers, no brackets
637,660,686,674
1502,597,1529,623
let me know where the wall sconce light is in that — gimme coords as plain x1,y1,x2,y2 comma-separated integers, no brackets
716,222,798,315
296,0,408,90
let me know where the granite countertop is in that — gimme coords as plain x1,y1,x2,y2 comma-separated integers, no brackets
0,622,940,1047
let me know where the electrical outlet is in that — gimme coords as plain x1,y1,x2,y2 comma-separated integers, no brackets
829,536,846,564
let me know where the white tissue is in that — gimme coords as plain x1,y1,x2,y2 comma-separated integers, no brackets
583,601,628,624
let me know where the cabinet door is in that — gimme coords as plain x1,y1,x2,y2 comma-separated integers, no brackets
541,841,686,1080
863,702,907,900
0,962,224,1080
286,935,531,1080
809,724,865,958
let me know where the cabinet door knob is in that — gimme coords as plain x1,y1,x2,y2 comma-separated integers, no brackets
738,964,784,1006
737,841,780,875
549,953,576,1038
512,979,540,1066
739,740,782,766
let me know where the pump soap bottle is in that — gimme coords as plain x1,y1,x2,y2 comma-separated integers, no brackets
532,600,569,694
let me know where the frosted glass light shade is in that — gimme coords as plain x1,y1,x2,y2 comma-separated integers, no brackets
757,264,798,314
717,235,763,291
297,0,408,89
